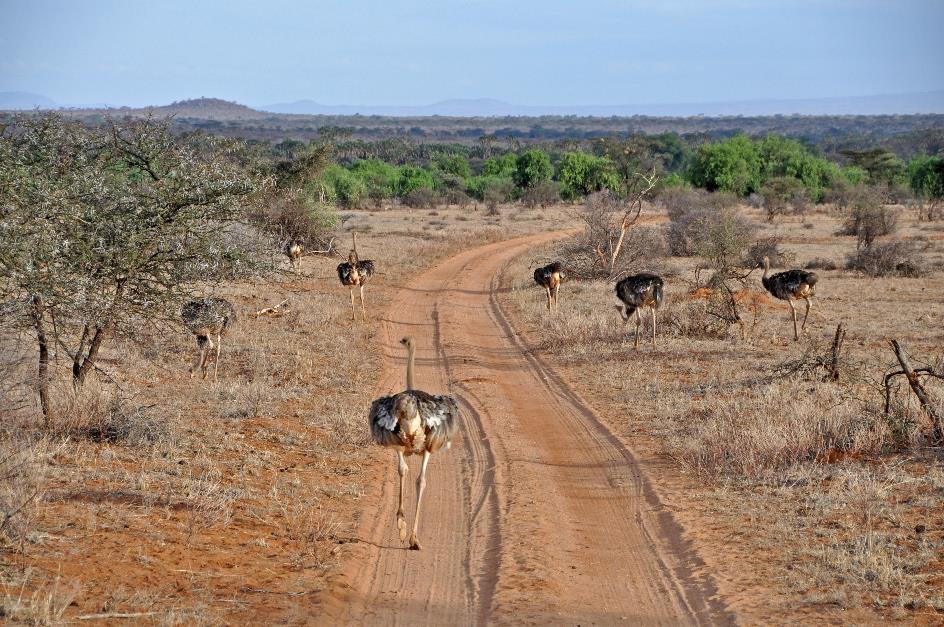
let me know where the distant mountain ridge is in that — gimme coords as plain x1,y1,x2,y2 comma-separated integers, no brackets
3,91,944,118
260,90,944,117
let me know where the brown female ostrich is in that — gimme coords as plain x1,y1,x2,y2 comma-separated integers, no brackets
369,336,458,550
181,297,237,381
760,255,818,341
336,232,375,321
533,261,565,311
614,273,664,348
283,239,303,272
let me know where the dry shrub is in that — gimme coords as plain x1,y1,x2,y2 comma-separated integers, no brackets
661,296,735,339
402,188,439,209
839,202,898,250
559,191,668,279
0,572,78,624
846,241,928,277
521,180,561,208
48,384,172,446
743,236,795,268
806,257,839,270
665,189,755,260
664,379,887,480
0,438,51,548
248,193,337,248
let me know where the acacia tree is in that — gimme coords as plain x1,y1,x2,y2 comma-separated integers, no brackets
0,113,271,419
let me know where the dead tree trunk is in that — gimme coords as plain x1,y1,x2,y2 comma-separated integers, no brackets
885,340,943,442
607,171,657,277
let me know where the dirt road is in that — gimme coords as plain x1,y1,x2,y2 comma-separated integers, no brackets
320,231,732,625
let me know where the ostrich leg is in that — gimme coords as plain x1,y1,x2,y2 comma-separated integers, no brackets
213,333,222,381
359,284,367,319
788,300,799,341
553,284,560,310
651,307,657,347
634,308,642,349
396,451,408,541
801,297,812,331
349,287,356,321
409,450,431,550
190,339,206,379
545,286,552,311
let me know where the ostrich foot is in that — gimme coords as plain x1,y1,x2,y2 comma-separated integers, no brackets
397,515,407,541
409,535,422,551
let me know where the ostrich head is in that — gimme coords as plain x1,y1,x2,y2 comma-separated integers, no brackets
400,336,415,349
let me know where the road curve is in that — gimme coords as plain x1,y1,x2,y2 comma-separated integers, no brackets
319,230,732,625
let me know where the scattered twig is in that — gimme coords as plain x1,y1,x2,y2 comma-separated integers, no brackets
251,299,290,318
77,611,158,620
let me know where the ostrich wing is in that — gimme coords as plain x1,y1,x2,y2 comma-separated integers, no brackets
337,262,355,284
414,391,459,451
358,260,375,280
368,395,402,447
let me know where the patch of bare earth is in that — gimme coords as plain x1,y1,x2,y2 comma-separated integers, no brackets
0,203,570,624
499,204,944,625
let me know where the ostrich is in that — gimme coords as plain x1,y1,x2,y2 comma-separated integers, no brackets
614,273,664,348
369,336,458,550
760,256,818,341
533,261,565,311
181,297,237,381
283,239,303,272
336,232,375,321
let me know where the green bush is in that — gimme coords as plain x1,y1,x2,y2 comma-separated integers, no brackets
513,150,552,190
688,135,762,196
556,152,621,200
396,165,436,197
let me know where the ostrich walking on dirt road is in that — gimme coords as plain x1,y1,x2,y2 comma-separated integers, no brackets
336,232,375,321
181,297,237,381
760,255,818,341
368,336,459,550
615,273,664,348
533,261,565,311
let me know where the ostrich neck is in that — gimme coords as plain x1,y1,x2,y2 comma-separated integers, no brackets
405,344,415,390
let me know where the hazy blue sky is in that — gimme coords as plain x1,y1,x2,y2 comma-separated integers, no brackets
1,0,942,107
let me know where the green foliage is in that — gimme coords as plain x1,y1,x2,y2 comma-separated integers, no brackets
432,153,471,179
466,175,514,202
350,158,399,199
556,152,621,200
659,172,690,190
320,164,367,208
395,165,435,197
840,148,905,189
481,153,518,178
513,150,552,190
908,156,944,200
688,135,762,196
840,166,868,185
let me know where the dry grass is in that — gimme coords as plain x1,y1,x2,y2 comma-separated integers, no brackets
501,202,944,623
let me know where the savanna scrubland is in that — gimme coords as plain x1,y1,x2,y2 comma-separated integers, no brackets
1,109,943,624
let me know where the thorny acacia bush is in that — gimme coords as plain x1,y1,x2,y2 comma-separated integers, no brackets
0,113,275,418
558,191,667,280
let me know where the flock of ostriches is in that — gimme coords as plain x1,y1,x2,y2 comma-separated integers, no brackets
180,233,817,550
